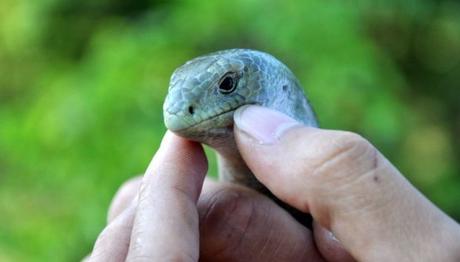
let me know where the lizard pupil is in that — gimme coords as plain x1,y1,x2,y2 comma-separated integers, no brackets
218,74,236,94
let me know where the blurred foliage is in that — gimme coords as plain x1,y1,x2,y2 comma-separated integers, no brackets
0,0,459,260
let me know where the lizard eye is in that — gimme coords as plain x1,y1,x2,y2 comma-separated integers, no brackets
218,72,237,94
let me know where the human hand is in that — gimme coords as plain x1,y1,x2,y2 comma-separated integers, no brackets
88,132,207,261
233,105,460,261
88,132,342,261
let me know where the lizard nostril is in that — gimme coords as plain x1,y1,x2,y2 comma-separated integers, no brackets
188,105,194,115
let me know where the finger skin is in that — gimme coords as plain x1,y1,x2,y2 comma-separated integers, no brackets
126,131,208,261
89,176,140,262
198,179,325,262
234,106,460,261
89,206,136,262
108,176,142,223
313,222,355,262
104,177,329,261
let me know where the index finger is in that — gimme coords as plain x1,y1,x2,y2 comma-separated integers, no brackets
126,131,208,261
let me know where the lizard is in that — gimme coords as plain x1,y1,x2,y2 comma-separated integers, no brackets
163,49,318,226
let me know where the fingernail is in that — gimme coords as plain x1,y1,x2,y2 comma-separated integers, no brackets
234,105,302,144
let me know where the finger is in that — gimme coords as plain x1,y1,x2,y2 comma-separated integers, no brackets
198,179,325,262
89,177,141,261
89,205,136,262
313,222,355,262
108,176,142,223
234,105,460,261
126,131,208,261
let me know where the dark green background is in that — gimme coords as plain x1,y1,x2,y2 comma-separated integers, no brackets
1,0,459,260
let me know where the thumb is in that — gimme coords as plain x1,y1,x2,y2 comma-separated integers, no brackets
233,105,460,261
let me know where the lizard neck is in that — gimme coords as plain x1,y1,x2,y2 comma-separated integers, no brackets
210,134,266,191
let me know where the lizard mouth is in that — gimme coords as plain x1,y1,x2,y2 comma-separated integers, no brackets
164,103,257,134
191,109,236,128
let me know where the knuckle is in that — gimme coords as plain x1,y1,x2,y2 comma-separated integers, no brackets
199,187,258,257
334,131,370,152
305,131,381,221
201,187,256,231
337,131,376,163
312,131,377,179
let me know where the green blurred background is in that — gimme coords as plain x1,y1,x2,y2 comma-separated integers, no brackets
1,0,459,260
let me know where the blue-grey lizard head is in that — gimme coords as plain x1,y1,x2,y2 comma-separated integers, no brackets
163,49,317,143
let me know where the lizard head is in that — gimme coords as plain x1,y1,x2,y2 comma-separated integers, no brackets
163,49,316,144
163,49,263,142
